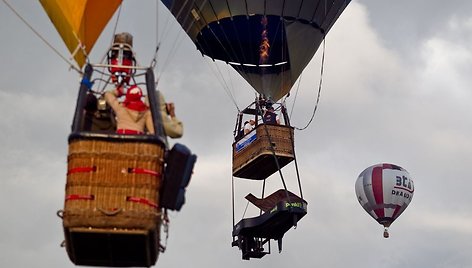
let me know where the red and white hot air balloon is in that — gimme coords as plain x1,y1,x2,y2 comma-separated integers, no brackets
355,163,414,238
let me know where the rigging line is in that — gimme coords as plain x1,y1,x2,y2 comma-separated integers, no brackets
2,0,82,74
214,16,249,69
223,0,246,100
310,0,323,23
158,0,193,51
296,0,304,18
288,121,304,199
150,0,160,68
96,3,123,91
259,113,290,201
225,63,237,101
260,178,266,216
226,5,256,89
268,15,285,98
294,34,326,131
241,200,250,220
289,73,303,119
156,1,159,50
102,3,122,63
155,0,193,79
231,175,235,231
157,0,207,80
193,2,243,71
192,14,240,110
229,17,260,94
155,30,185,83
201,39,241,107
281,103,303,199
154,5,176,72
203,57,241,112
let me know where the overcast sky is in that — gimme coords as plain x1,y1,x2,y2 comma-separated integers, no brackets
1,1,472,267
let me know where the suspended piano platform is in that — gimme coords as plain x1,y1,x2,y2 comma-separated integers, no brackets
61,132,165,267
232,124,294,180
232,190,307,260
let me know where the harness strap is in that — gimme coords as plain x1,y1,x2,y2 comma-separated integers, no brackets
126,196,158,209
128,167,159,176
66,194,95,201
117,129,144,135
67,166,96,175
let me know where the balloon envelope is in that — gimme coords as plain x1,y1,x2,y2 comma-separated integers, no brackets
162,0,351,101
40,0,122,67
355,163,414,235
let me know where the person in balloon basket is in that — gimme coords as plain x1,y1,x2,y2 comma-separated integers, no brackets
263,106,280,125
104,32,183,137
82,91,116,132
105,85,154,134
244,118,256,134
145,91,183,138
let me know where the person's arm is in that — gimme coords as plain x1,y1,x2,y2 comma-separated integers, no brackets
104,89,122,111
162,110,183,138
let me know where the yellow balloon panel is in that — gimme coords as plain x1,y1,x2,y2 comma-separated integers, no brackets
40,0,122,67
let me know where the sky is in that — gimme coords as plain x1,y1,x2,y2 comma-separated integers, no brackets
1,0,472,267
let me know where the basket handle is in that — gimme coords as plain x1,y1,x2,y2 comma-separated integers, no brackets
56,210,64,219
97,207,123,216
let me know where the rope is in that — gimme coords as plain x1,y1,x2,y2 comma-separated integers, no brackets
231,175,235,233
258,108,290,200
1,0,82,74
155,0,195,82
98,3,122,66
160,210,170,252
294,35,326,131
150,0,160,69
203,58,241,112
289,74,303,118
289,124,304,200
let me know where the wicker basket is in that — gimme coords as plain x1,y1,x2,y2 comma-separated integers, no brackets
63,134,165,266
232,124,294,180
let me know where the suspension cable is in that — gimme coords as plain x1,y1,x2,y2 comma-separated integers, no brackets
289,122,304,200
294,35,326,131
150,0,160,69
2,0,82,74
231,175,235,234
258,107,291,201
289,74,303,118
203,58,241,112
155,0,194,82
94,3,123,92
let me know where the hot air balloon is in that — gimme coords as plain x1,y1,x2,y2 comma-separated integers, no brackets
355,163,414,238
36,1,197,267
162,0,350,102
162,0,351,259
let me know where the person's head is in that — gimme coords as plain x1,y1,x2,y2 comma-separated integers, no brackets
249,118,255,125
108,32,136,85
123,85,147,112
126,85,143,101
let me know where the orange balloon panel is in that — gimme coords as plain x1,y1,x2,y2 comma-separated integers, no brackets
40,0,122,67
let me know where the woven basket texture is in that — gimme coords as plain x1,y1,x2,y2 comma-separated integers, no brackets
64,139,164,231
233,125,294,173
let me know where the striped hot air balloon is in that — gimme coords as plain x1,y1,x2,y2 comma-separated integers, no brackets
355,163,414,238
